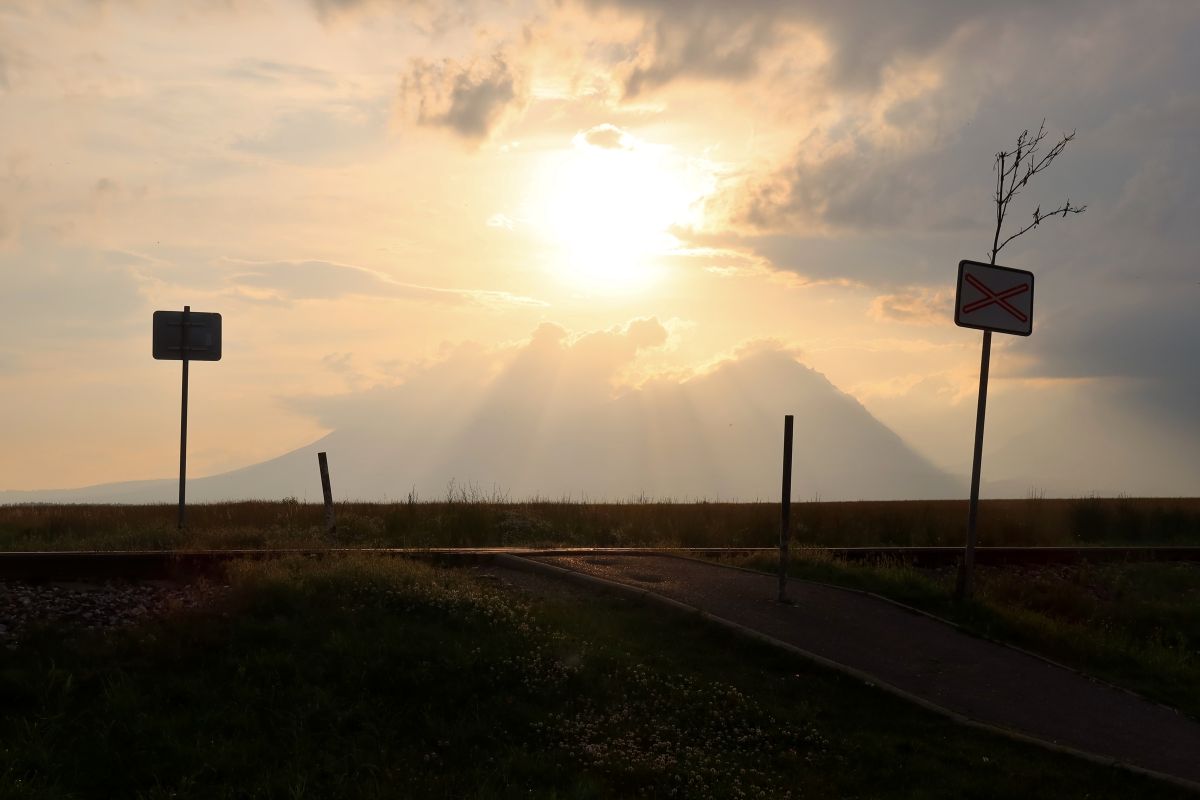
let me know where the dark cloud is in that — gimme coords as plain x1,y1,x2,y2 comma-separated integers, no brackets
727,134,980,234
1106,96,1200,238
621,10,775,97
399,52,526,141
581,0,1090,95
1026,279,1200,435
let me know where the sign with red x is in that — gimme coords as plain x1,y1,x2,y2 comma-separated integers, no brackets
954,259,1035,336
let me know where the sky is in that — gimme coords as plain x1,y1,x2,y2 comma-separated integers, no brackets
1,0,1197,500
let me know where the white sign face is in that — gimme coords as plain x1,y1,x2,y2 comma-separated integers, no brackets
954,260,1034,336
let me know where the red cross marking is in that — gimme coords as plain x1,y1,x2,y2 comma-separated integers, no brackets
962,273,1029,322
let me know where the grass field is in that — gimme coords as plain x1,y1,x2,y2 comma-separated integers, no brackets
1,556,1192,798
712,551,1200,722
4,498,1196,737
3,496,1200,552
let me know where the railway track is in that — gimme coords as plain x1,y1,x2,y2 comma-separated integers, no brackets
1,545,1199,580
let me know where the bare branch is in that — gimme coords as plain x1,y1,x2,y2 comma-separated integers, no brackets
994,199,1087,257
988,120,1084,263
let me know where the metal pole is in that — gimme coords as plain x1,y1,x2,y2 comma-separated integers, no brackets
318,451,336,535
958,329,992,601
178,305,190,530
779,414,794,603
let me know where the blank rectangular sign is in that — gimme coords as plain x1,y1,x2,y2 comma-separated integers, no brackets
153,310,222,361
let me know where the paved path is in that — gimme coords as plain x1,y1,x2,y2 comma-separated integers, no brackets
519,553,1200,787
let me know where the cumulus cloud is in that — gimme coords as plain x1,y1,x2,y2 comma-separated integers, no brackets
398,51,527,141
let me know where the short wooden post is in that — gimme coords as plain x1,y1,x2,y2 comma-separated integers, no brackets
318,451,336,535
779,415,794,603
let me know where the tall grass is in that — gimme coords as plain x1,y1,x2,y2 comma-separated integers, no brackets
3,496,1199,552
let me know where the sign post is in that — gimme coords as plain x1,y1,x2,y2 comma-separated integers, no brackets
779,414,794,604
179,306,189,529
953,260,1034,599
153,307,222,529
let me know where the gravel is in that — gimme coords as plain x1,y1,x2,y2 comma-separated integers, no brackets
0,578,229,649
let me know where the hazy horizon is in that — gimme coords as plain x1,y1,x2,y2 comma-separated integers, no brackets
2,1,1198,501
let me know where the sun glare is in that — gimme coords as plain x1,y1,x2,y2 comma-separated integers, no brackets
531,129,710,294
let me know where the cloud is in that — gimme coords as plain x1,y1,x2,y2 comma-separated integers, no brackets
578,123,633,150
0,239,147,343
224,258,547,308
724,138,952,234
1024,280,1200,429
577,1,1098,96
870,288,953,325
232,103,390,165
619,9,776,98
306,0,473,33
0,351,21,375
0,203,13,246
398,51,527,141
225,59,336,88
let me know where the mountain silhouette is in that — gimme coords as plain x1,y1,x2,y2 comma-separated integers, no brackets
1,341,961,503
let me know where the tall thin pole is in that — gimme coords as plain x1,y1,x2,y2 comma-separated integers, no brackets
958,328,991,600
318,451,336,535
779,414,794,603
178,305,190,530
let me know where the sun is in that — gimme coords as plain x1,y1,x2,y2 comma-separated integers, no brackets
530,127,710,294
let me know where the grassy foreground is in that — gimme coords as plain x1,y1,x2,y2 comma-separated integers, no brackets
1,556,1191,799
716,552,1200,721
3,496,1200,551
